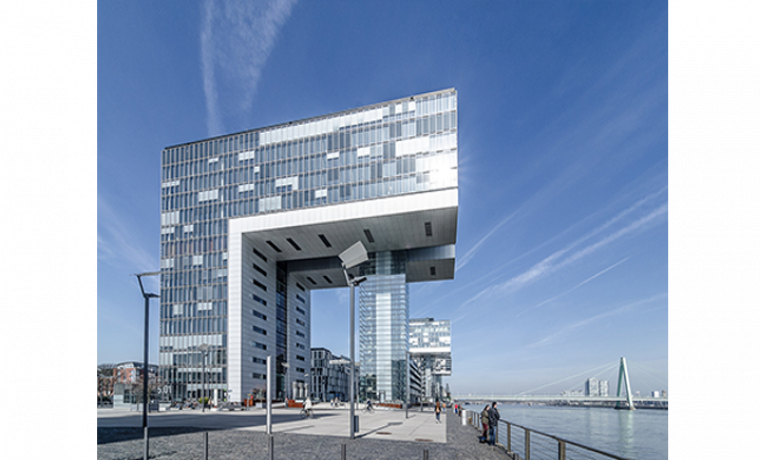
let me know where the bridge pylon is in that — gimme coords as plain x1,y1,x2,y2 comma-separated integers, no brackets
614,357,635,410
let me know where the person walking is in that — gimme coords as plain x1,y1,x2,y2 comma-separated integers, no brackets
434,400,442,424
488,401,500,446
480,403,490,443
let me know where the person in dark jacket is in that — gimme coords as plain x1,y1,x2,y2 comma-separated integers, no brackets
488,402,500,446
480,404,490,443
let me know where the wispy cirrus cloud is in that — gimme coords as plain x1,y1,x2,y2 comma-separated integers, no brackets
525,293,667,349
97,197,157,274
515,256,631,318
201,0,298,136
498,203,666,294
459,192,667,309
457,209,520,272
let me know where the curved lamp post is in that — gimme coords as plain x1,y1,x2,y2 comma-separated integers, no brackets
134,270,160,460
339,241,368,439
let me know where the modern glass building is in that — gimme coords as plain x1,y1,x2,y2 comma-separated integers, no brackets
158,88,458,403
358,252,409,402
409,317,452,401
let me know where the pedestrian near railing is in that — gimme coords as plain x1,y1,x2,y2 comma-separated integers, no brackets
468,409,632,460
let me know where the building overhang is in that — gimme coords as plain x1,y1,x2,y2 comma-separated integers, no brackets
229,188,458,289
410,347,452,355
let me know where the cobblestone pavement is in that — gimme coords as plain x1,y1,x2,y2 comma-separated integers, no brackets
98,411,511,460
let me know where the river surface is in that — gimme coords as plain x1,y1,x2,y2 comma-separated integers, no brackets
462,403,667,459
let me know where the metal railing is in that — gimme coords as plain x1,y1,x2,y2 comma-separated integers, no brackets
467,410,632,460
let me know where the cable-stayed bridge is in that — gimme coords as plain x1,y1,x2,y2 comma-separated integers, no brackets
453,357,668,410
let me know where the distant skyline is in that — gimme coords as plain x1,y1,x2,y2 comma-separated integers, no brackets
97,0,668,395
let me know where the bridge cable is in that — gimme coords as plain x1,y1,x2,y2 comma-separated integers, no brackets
516,361,619,396
627,361,667,394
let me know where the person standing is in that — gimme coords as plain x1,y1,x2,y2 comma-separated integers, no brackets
434,400,442,423
480,404,490,443
488,401,500,446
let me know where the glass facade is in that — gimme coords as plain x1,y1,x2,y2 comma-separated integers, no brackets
159,89,457,402
358,251,409,402
409,318,452,401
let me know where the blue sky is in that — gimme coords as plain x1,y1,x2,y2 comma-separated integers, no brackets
97,0,669,396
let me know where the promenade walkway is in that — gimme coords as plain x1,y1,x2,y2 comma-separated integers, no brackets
97,406,510,459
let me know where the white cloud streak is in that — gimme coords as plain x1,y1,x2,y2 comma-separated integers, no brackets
515,256,631,318
457,209,520,272
493,202,666,294
525,293,667,349
459,195,667,309
201,0,297,136
97,197,157,274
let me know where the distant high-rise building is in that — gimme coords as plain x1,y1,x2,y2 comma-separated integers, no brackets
585,377,599,397
585,377,609,397
409,317,451,401
310,347,354,402
599,379,609,397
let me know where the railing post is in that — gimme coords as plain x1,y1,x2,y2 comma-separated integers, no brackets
341,443,346,460
268,434,274,460
423,448,429,460
507,423,512,453
495,420,499,446
525,429,531,460
558,440,566,460
204,432,209,460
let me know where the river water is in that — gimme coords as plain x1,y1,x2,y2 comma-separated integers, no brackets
462,403,667,459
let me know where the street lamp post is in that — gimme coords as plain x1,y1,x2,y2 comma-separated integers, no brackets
339,241,368,440
199,344,209,412
134,270,160,460
406,351,411,419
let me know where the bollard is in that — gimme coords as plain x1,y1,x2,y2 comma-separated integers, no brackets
268,434,274,460
341,443,347,460
143,426,149,460
203,432,209,460
423,448,429,460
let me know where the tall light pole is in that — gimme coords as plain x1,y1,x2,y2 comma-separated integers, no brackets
339,241,368,440
134,270,160,460
406,351,411,419
199,344,209,412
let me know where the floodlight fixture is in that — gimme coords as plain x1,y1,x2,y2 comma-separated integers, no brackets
339,241,368,269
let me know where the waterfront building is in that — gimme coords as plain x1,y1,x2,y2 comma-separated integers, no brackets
584,378,609,397
311,346,423,404
310,347,354,402
599,379,609,397
409,317,451,401
585,377,599,397
158,89,459,403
